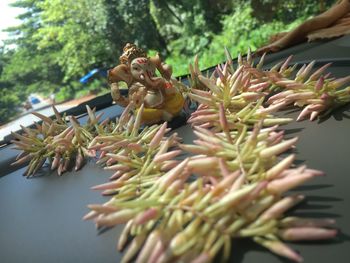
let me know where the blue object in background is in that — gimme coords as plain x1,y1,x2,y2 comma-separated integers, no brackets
79,68,108,84
30,97,40,104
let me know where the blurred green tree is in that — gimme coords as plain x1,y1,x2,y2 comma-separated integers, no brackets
0,0,338,123
0,47,20,124
2,0,64,100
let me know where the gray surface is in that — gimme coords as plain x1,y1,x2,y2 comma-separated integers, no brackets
2,36,350,262
0,163,123,263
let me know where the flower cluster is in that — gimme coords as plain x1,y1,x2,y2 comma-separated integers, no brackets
11,105,109,176
83,52,342,263
11,50,347,262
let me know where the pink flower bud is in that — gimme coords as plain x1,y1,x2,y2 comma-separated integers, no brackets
91,180,124,190
148,238,166,263
187,157,219,172
248,82,270,92
188,114,219,124
238,181,268,209
280,217,336,228
118,220,134,251
154,150,182,164
82,210,99,221
265,154,295,180
106,153,130,163
158,159,189,189
258,239,303,263
196,103,207,111
212,171,240,197
87,204,119,214
279,227,337,241
216,66,225,84
191,88,212,98
267,130,284,145
179,144,210,155
218,158,230,177
308,103,325,112
259,195,304,222
267,172,314,194
75,153,84,171
267,90,294,104
258,101,287,114
229,71,243,96
95,209,137,227
160,160,180,172
206,183,258,214
296,64,306,78
131,103,144,136
109,171,122,180
308,62,331,81
191,253,211,263
286,83,306,89
260,137,298,158
310,111,319,121
51,153,60,170
315,76,324,91
198,122,212,129
330,76,350,89
280,55,293,72
188,93,212,106
135,231,161,263
296,105,312,121
99,150,107,159
149,122,168,150
241,92,266,101
198,75,222,95
104,164,131,172
299,60,315,79
127,143,143,152
286,91,314,101
119,103,134,125
191,109,216,117
134,208,159,225
219,103,229,131
230,173,245,192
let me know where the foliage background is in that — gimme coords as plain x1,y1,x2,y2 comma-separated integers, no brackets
0,0,334,124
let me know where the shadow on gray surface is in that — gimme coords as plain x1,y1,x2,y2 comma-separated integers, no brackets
285,108,302,115
294,159,306,165
318,103,350,123
228,239,270,263
290,212,341,218
97,226,115,235
332,106,350,121
306,195,343,202
26,164,53,178
283,127,304,135
337,231,350,243
292,184,333,191
296,203,333,210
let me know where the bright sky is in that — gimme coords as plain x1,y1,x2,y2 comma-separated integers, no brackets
0,0,22,45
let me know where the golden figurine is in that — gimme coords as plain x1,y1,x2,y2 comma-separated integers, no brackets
108,43,185,124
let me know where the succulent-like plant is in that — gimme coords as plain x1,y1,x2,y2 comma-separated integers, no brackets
83,51,341,263
11,105,108,176
11,49,345,262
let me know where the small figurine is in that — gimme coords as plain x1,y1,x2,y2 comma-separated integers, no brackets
108,43,185,124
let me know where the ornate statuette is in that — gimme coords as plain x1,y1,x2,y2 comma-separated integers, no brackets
108,43,185,124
